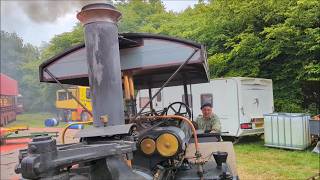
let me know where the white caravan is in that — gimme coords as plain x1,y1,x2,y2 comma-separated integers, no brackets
137,77,274,137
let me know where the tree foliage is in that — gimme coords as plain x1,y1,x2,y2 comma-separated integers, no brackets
1,0,319,114
0,31,47,112
137,0,320,113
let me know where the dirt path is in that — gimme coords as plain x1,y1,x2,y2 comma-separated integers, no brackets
0,127,79,180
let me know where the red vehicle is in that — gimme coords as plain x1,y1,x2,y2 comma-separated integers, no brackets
0,73,22,126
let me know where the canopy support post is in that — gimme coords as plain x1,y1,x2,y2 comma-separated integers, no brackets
183,80,189,107
133,48,198,120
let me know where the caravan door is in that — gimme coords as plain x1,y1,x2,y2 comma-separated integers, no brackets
210,79,239,137
238,78,274,136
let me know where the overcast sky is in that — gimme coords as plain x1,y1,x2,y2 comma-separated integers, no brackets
1,0,198,47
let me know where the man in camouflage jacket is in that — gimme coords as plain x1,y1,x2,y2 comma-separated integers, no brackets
195,103,221,132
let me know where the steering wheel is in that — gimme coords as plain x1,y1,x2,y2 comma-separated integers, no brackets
138,107,168,117
165,102,192,119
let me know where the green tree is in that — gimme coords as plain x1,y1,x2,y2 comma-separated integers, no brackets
117,0,167,32
1,31,29,81
3,0,319,114
144,0,319,113
0,31,47,112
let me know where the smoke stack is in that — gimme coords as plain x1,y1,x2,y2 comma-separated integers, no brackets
77,3,124,127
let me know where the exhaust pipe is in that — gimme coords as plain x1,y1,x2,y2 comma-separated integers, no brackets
77,3,124,127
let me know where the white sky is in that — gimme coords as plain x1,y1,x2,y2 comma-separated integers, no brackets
1,0,198,47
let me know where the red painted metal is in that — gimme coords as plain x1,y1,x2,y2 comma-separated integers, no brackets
0,138,30,153
0,74,19,126
0,73,18,96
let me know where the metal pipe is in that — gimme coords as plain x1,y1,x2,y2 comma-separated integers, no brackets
183,82,189,107
61,121,93,144
127,74,137,116
44,68,93,117
134,49,198,119
128,75,135,99
189,84,194,120
77,3,124,127
123,75,130,100
148,87,154,112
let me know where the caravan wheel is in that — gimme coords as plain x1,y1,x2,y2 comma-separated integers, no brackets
222,136,241,144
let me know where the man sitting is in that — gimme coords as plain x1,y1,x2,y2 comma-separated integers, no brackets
195,103,221,133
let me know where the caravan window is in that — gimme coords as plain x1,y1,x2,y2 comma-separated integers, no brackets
139,97,150,108
200,94,213,106
182,94,192,108
156,93,161,102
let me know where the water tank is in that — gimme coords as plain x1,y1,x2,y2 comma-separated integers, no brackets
264,113,311,150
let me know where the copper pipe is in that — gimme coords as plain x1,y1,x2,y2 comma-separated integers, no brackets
61,121,93,144
123,75,130,100
126,160,132,167
128,75,135,99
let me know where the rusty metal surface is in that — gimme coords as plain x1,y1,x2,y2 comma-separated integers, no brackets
74,124,135,138
15,136,137,179
79,4,124,127
186,142,238,176
0,127,78,180
77,3,122,25
39,33,209,89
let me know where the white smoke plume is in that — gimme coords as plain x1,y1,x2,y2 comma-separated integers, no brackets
19,0,114,23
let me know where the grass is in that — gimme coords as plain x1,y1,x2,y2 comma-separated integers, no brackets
6,112,68,128
5,113,320,179
234,137,319,179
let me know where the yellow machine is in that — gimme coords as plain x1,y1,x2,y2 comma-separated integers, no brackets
56,86,92,121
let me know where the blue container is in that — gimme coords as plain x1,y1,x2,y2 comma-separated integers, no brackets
44,118,59,127
67,122,84,129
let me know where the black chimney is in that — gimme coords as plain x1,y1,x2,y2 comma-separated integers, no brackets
212,151,228,169
77,3,124,127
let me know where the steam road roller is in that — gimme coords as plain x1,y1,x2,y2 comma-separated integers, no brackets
15,3,238,180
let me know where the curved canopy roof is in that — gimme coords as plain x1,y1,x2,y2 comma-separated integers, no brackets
39,33,209,89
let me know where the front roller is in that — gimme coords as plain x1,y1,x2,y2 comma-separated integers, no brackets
15,135,145,180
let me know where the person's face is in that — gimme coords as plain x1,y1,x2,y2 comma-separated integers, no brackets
201,106,212,119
